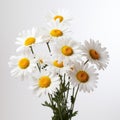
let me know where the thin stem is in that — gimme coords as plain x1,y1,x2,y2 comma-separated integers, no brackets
66,82,70,101
30,46,34,54
48,93,53,105
57,82,63,120
70,85,79,120
72,87,75,98
57,102,63,120
63,74,66,101
37,63,41,72
73,85,80,109
70,87,75,111
66,81,70,117
29,46,41,72
46,42,51,53
84,59,89,65
75,85,80,99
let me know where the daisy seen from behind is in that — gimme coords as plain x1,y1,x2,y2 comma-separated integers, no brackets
68,62,98,92
16,27,42,52
81,39,109,70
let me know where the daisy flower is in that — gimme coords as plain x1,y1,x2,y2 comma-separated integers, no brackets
68,62,98,92
81,39,109,70
41,21,70,43
46,55,71,75
30,70,60,97
46,9,72,24
16,27,42,52
51,37,81,62
8,54,36,80
34,50,51,71
35,53,48,66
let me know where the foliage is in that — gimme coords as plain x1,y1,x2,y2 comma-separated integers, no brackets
42,74,79,120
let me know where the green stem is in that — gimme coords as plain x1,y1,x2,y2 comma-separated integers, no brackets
70,85,79,120
46,42,51,53
63,74,66,102
48,93,53,105
70,87,75,111
84,59,89,65
57,101,63,120
66,82,70,102
73,85,80,109
30,46,34,54
43,74,78,120
37,63,41,72
29,46,41,72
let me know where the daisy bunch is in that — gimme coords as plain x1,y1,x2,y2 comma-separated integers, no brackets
8,9,109,120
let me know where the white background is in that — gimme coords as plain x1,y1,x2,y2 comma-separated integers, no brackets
0,0,120,120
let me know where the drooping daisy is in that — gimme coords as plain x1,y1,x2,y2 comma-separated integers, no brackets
30,70,60,97
35,53,48,65
51,37,81,62
81,39,109,70
16,27,42,52
8,54,36,80
68,62,98,92
34,51,51,71
41,21,70,43
46,55,71,75
46,9,72,24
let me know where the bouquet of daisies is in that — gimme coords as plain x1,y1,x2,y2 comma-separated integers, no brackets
8,9,109,120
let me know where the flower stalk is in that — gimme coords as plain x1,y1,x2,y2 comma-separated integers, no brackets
42,74,78,120
29,46,41,72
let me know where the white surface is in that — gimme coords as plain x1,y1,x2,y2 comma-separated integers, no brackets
0,0,120,120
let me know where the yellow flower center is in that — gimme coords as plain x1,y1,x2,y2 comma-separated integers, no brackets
61,46,73,56
38,76,51,88
39,59,43,64
76,71,89,83
24,37,36,46
53,60,64,68
18,58,30,69
50,29,63,37
89,49,100,60
54,15,64,22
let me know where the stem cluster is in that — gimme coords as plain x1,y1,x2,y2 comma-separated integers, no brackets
42,74,79,120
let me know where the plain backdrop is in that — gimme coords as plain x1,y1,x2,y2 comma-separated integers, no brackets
0,0,120,120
